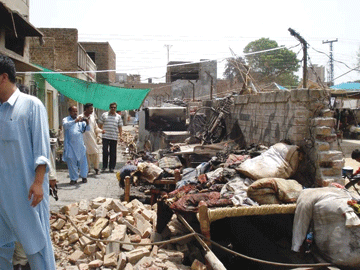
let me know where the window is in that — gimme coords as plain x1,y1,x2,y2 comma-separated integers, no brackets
87,52,96,62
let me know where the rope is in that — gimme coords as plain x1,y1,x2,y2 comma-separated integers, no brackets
65,214,196,246
198,233,333,268
64,214,334,268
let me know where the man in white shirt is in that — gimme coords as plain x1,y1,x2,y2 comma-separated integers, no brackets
98,102,123,173
80,103,103,175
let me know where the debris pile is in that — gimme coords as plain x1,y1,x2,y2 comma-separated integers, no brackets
50,197,203,270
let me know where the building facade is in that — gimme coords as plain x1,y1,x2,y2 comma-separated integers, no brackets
79,42,116,85
166,60,217,101
29,28,97,133
0,1,43,86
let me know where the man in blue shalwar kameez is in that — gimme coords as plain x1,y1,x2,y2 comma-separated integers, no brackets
62,106,90,185
0,55,56,269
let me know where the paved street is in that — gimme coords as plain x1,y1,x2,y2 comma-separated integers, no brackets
50,125,136,212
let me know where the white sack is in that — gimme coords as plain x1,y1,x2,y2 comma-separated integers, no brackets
236,143,299,180
292,187,360,267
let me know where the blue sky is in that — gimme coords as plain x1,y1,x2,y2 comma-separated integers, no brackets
30,0,360,84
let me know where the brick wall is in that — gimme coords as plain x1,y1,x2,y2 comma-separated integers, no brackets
29,28,79,72
80,42,116,84
208,89,344,187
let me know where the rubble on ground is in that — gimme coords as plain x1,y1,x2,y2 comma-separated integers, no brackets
51,197,202,270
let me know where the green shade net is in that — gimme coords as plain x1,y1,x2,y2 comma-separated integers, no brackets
38,66,150,110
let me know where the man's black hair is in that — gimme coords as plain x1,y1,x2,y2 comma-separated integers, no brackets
0,54,16,83
68,106,76,112
84,103,93,110
352,149,360,160
109,102,117,108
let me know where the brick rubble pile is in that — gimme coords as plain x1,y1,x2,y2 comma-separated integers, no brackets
50,197,206,270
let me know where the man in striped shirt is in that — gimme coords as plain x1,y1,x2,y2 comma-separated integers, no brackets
98,102,123,173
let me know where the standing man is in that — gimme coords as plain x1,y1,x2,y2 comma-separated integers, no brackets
79,103,102,175
0,55,56,269
98,102,123,173
62,106,90,185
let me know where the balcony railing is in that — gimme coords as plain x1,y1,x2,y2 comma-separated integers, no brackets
77,44,96,81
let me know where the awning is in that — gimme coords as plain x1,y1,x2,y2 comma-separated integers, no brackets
0,2,43,38
331,90,360,99
38,66,150,111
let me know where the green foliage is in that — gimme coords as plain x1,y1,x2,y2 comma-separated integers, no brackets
243,38,300,87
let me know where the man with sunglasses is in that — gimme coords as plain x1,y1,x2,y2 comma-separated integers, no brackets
98,102,123,173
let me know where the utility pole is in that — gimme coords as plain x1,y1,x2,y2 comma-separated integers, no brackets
322,39,338,86
205,71,214,100
164,44,172,63
288,28,308,88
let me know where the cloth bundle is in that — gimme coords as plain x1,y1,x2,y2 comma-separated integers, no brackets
247,178,303,205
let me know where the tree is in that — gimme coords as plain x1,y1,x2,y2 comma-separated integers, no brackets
243,38,300,87
223,56,247,83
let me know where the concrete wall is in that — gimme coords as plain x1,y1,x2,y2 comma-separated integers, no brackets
3,0,29,18
208,89,344,187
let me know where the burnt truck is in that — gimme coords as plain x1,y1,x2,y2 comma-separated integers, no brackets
136,106,190,152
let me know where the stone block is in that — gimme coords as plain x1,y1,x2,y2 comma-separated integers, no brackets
79,236,94,247
129,234,141,243
78,263,89,270
90,217,109,238
68,233,79,244
121,233,134,251
322,109,334,118
332,159,345,170
133,213,152,236
101,223,114,239
126,248,151,264
62,203,79,216
318,150,344,163
110,199,129,215
123,263,134,270
233,95,249,105
140,208,153,221
65,266,79,270
97,241,106,253
248,94,259,103
84,244,97,255
315,126,332,136
312,117,336,128
314,141,330,152
316,134,337,143
78,199,90,214
116,253,127,270
104,252,118,267
140,238,152,251
95,205,108,218
157,249,184,264
68,250,86,265
95,251,104,260
52,218,66,230
91,197,107,209
88,259,103,268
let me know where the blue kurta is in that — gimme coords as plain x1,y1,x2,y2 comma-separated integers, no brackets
0,89,55,267
62,115,90,180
